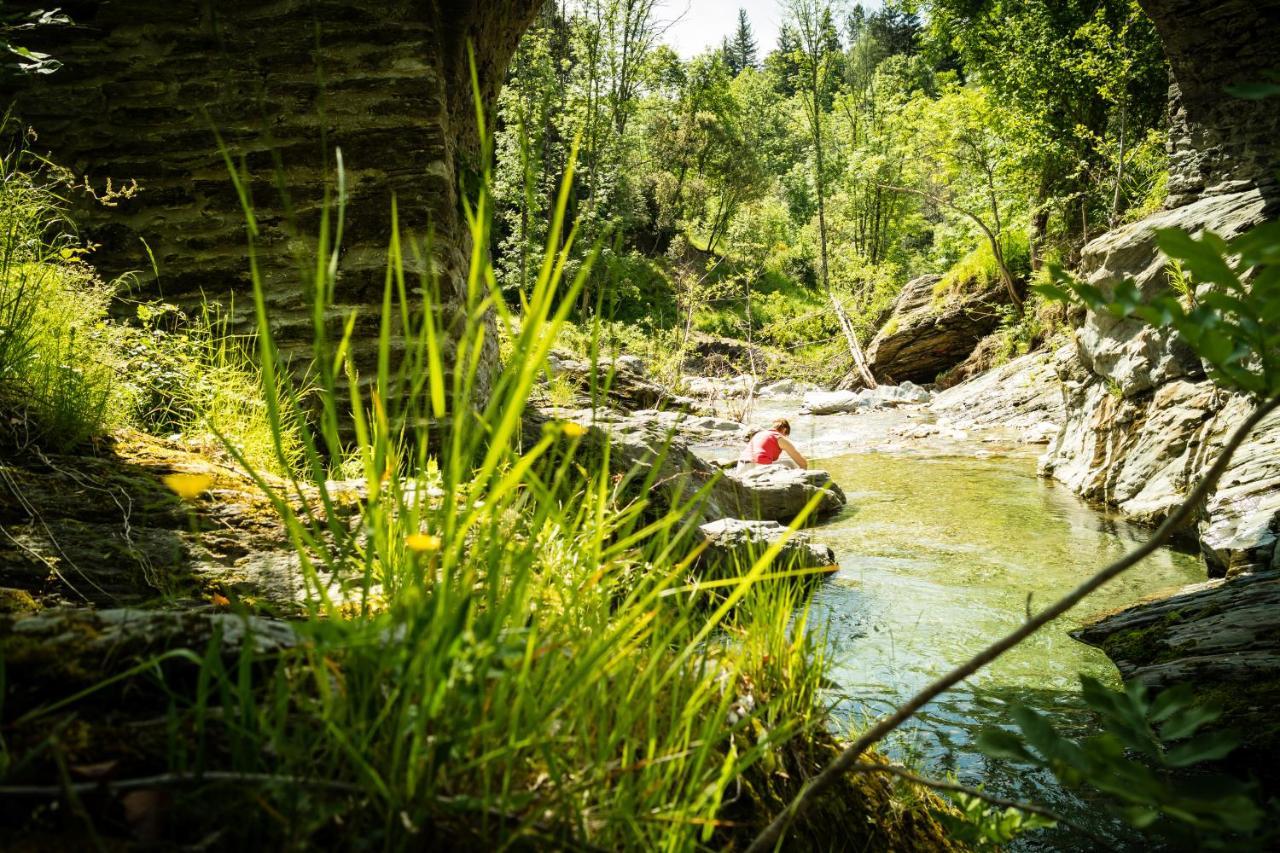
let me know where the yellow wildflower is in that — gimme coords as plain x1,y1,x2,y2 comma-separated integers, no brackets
561,421,587,439
406,533,442,553
163,472,213,500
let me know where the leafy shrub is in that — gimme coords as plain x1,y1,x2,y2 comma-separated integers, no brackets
979,677,1265,845
0,142,125,451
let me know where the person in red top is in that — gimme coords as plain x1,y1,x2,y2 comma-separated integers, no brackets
738,418,808,470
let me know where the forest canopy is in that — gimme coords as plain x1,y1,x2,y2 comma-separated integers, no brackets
492,0,1169,380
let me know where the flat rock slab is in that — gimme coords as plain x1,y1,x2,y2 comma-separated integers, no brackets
1074,570,1280,759
0,430,362,611
696,519,836,579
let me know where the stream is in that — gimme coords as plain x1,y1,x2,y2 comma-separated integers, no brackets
700,401,1205,849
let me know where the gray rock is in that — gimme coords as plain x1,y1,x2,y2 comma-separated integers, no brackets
863,274,1011,385
613,354,645,375
758,378,820,398
724,465,847,525
931,349,1066,431
1041,189,1280,571
683,375,757,399
532,412,843,526
1073,570,1280,759
696,518,836,579
802,390,869,415
545,352,693,411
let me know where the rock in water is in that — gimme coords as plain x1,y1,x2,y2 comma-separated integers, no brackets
802,390,869,415
758,378,821,398
696,518,837,579
863,274,1010,385
1074,570,1280,769
535,411,845,526
724,466,847,524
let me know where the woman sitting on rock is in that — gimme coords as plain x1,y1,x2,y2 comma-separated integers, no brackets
738,418,808,471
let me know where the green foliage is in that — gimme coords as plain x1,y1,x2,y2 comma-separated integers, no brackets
936,232,1031,298
118,302,302,476
1037,221,1280,399
120,133,852,849
978,677,1267,844
495,0,1167,370
0,136,125,450
1,8,71,76
937,791,1056,849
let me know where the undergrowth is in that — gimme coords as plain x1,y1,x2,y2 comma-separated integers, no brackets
0,131,124,451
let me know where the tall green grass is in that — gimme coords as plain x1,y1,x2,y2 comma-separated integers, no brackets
0,132,124,450
137,117,840,847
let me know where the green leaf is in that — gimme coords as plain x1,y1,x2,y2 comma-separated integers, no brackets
1224,81,1280,100
1164,729,1238,767
1158,701,1222,741
976,727,1042,765
1148,683,1196,723
1157,228,1241,291
1031,282,1070,303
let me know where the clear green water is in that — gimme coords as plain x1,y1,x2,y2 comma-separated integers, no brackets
809,450,1205,848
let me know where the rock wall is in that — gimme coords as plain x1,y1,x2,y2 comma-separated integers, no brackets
7,0,541,393
1137,0,1280,206
1042,2,1280,574
861,274,1009,386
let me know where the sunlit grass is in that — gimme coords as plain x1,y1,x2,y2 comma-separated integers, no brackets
132,113,840,848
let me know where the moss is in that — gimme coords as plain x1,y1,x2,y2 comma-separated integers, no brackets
1195,678,1280,752
1098,610,1192,667
0,587,40,614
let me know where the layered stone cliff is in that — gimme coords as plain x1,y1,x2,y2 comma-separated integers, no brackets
1041,0,1280,574
8,0,542,393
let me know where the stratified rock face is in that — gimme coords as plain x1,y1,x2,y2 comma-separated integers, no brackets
1041,0,1280,569
10,0,541,393
1041,189,1280,572
1137,0,1280,207
1074,570,1280,760
930,348,1066,434
865,275,1009,384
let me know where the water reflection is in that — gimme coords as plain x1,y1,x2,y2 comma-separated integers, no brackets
808,451,1205,849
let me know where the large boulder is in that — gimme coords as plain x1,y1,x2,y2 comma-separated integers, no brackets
723,466,847,525
1074,570,1280,767
863,275,1010,385
536,411,845,526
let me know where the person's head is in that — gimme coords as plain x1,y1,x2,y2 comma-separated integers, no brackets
771,418,791,436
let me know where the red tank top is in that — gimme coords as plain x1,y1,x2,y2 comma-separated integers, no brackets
749,429,783,464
